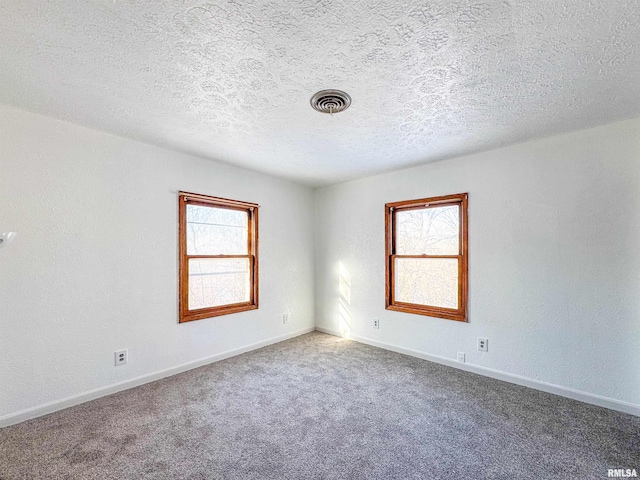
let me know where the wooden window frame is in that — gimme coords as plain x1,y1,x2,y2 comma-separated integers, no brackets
179,191,259,323
385,193,468,322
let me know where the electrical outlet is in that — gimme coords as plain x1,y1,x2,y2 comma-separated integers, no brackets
477,337,488,352
457,352,465,363
283,313,289,324
114,349,128,366
373,318,380,329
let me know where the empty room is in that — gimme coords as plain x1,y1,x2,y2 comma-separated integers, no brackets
1,0,639,479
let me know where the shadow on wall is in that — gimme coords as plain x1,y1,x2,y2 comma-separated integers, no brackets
338,261,351,338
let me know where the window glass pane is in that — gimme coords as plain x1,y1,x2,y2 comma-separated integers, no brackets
186,205,248,255
396,205,459,255
188,258,250,309
394,258,458,309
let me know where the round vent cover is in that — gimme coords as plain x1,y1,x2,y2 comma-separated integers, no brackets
310,89,351,114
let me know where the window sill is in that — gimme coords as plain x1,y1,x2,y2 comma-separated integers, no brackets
180,303,258,323
386,304,467,322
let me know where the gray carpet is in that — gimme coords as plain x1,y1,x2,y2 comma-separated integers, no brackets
1,332,638,479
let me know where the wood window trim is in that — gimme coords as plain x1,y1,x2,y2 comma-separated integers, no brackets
179,191,259,323
385,193,468,322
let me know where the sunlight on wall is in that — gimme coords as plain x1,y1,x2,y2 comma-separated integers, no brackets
338,261,352,338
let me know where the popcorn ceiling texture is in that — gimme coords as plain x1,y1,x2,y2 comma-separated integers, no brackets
1,0,639,186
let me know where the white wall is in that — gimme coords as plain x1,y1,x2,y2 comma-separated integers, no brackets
0,105,315,421
2,105,639,422
315,117,640,409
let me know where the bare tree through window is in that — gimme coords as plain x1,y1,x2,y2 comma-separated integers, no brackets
186,205,250,309
386,194,468,322
179,193,258,322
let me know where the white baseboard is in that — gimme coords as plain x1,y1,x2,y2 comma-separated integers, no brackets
315,326,640,417
0,327,315,428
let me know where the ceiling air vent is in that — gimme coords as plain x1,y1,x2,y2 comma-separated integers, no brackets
310,89,351,114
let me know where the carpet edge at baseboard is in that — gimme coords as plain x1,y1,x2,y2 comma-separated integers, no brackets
314,326,640,417
0,326,316,428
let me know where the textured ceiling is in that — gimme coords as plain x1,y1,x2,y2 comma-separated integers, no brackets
1,1,640,186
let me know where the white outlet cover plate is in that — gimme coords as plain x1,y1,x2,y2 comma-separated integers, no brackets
114,349,128,366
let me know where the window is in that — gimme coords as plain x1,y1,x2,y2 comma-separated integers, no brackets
179,192,259,322
385,193,468,322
